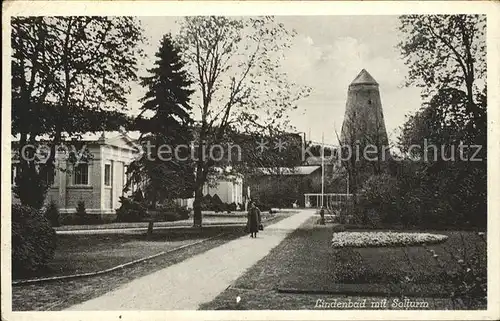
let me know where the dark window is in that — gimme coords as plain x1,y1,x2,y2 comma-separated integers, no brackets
105,164,111,186
74,163,89,185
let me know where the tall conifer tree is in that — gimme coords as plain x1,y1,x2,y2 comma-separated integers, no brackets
128,33,195,207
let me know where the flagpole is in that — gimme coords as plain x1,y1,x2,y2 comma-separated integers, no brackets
321,132,325,208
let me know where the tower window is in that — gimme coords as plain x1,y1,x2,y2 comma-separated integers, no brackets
368,99,372,105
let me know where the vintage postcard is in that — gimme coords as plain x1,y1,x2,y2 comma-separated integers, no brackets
2,1,499,320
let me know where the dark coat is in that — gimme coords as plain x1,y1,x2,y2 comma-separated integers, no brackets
247,206,262,233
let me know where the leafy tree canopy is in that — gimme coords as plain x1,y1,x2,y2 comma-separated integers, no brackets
11,16,144,208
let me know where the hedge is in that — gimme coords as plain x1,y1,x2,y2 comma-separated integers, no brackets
12,204,57,278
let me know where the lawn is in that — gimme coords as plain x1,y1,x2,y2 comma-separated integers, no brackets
12,211,294,311
200,217,487,310
18,212,282,280
43,227,232,278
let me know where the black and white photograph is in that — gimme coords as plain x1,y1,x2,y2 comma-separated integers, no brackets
2,1,499,320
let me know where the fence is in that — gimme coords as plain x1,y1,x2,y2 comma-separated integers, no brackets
304,193,353,209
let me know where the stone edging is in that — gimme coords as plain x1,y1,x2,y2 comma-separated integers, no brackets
12,232,226,286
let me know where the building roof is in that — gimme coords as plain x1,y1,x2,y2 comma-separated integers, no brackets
303,156,338,166
11,130,143,152
256,166,321,176
75,131,142,142
350,69,378,86
11,130,142,142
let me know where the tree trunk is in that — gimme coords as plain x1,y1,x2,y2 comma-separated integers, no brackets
192,141,209,227
147,218,154,238
147,196,157,236
193,185,203,227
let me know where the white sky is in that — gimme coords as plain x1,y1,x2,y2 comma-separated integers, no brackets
128,16,423,145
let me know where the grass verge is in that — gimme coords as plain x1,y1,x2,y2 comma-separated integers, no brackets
199,217,486,310
12,212,293,311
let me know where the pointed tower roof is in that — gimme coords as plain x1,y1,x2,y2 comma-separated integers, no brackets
350,69,378,86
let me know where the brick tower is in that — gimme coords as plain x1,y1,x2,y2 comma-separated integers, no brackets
340,69,389,152
340,69,390,191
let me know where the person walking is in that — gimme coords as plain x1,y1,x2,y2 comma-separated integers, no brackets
247,201,262,238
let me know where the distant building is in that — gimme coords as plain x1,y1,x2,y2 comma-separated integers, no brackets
179,167,245,209
203,177,244,205
247,166,322,208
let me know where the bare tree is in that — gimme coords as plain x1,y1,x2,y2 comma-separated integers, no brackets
177,16,310,226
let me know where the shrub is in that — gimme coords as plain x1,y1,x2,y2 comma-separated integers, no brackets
59,213,81,226
390,159,486,229
211,194,224,212
132,188,145,203
115,196,148,222
74,200,90,224
74,200,101,224
425,232,487,308
363,208,383,228
203,194,213,201
221,203,230,213
176,205,190,220
153,200,190,221
200,194,212,211
165,213,181,221
227,202,237,213
13,165,48,210
359,174,399,226
333,199,359,224
76,200,87,217
274,197,293,209
211,194,223,205
44,201,60,227
256,201,271,212
154,208,180,222
12,204,56,278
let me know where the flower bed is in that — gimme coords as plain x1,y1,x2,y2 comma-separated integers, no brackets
331,231,448,248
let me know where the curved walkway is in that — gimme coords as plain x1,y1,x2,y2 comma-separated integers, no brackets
66,209,313,310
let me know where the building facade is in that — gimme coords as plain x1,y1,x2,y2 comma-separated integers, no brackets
247,166,322,208
202,176,244,205
12,131,245,218
12,131,142,219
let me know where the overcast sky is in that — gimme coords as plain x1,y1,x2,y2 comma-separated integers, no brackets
128,16,422,145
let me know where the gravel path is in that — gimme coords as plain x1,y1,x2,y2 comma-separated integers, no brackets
65,209,313,310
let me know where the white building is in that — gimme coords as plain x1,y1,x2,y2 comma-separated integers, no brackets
203,176,244,205
12,131,142,220
12,131,244,219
